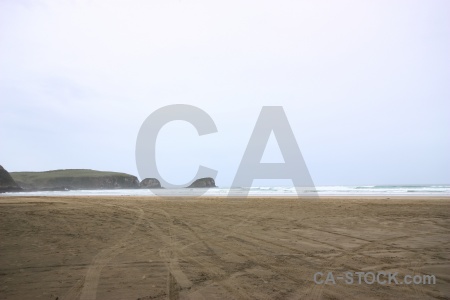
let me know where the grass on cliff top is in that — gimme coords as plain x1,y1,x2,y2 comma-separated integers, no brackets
10,169,136,181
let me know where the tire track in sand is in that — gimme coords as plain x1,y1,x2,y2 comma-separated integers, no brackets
147,209,193,299
63,205,144,300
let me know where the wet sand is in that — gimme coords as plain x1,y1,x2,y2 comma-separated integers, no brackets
0,196,449,299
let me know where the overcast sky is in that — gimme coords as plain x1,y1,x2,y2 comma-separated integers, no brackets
1,0,449,186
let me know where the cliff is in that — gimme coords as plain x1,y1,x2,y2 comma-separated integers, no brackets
187,177,216,188
0,165,22,193
10,169,139,191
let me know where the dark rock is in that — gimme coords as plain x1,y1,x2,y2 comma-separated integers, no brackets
0,165,22,193
187,177,216,188
140,178,162,189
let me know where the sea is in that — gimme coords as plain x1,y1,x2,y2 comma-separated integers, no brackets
1,185,449,197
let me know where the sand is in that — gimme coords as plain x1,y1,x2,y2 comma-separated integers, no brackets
0,196,449,300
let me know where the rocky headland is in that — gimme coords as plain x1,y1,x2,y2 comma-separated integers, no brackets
10,169,140,191
1,166,218,192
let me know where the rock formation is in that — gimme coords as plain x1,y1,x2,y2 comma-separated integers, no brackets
140,178,162,188
10,169,140,191
0,165,22,193
187,177,216,188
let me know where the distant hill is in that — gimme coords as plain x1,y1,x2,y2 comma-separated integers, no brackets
0,165,22,193
10,169,139,191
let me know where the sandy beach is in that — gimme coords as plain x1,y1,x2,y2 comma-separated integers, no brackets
0,196,449,300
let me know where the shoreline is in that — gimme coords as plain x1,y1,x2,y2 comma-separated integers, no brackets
2,194,450,200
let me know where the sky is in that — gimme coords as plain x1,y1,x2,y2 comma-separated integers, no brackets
0,0,449,186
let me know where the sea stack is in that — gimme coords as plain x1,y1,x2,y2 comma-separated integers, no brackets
140,178,162,188
187,177,216,188
0,165,22,193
